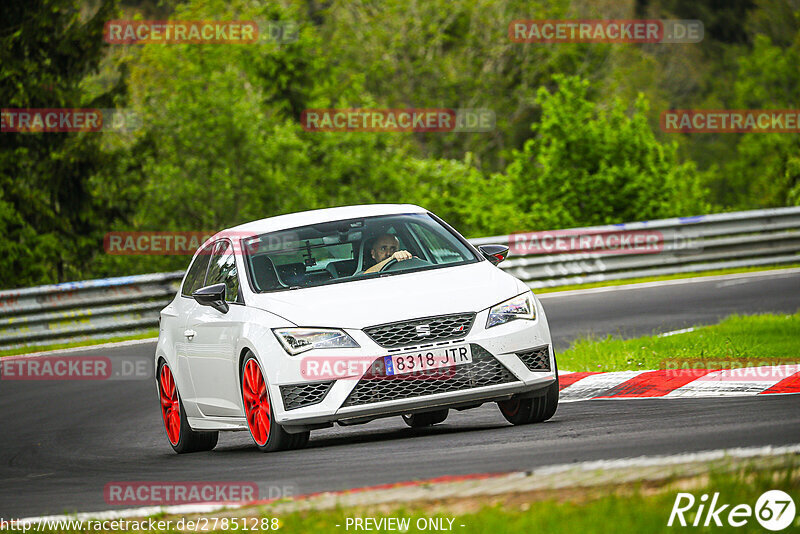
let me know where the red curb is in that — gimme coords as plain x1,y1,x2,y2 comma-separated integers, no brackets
594,369,719,398
760,371,800,394
558,372,602,390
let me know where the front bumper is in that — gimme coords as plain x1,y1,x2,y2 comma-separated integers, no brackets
281,371,555,432
268,305,556,430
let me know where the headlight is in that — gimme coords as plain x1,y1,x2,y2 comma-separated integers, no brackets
486,292,536,328
272,328,360,355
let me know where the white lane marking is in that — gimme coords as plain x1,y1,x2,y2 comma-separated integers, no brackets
1,338,158,360
657,327,695,337
536,267,800,299
665,382,772,397
665,365,800,397
559,370,647,400
717,271,800,287
12,444,800,525
529,444,800,474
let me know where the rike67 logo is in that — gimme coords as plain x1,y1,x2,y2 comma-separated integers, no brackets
669,490,796,531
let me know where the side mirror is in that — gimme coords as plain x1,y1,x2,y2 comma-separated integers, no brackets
192,283,229,314
478,244,509,266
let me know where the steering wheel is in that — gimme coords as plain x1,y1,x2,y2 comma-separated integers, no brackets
379,258,398,272
379,256,431,272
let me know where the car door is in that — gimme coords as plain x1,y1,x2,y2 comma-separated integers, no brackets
171,241,215,404
184,239,247,417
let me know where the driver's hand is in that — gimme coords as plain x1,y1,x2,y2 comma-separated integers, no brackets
392,250,412,261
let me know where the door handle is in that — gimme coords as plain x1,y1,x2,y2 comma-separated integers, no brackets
183,329,196,340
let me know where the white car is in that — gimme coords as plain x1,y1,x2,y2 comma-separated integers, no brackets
155,204,558,453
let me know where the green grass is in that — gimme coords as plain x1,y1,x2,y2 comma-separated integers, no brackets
0,329,158,357
534,264,800,294
557,312,800,372
32,458,799,533
273,464,799,533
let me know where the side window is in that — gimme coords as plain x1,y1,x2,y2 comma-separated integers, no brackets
409,223,467,264
206,240,241,303
181,243,214,297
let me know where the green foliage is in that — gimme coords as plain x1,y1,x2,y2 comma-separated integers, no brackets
1,0,798,288
318,0,613,172
504,75,707,230
91,0,502,281
559,312,800,372
718,34,800,208
0,0,122,287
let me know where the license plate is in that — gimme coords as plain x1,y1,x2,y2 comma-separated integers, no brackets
384,345,472,376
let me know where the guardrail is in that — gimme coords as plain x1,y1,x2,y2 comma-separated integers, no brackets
472,206,800,289
0,272,183,351
1,207,799,350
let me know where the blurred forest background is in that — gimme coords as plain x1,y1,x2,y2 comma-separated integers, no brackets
1,0,799,288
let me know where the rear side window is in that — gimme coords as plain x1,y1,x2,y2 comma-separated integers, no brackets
181,243,214,297
206,240,241,303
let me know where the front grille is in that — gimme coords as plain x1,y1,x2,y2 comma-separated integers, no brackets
280,381,334,410
364,313,475,349
516,345,551,372
342,344,518,407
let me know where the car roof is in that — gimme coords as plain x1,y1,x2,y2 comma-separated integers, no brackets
217,204,428,239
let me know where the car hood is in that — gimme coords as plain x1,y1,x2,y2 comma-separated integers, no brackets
247,261,525,329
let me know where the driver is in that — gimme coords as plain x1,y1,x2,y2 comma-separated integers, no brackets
363,233,413,273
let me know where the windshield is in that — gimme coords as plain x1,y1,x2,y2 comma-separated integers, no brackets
243,213,478,292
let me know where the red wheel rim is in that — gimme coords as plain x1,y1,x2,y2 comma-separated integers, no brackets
500,399,520,417
243,359,271,446
158,365,181,445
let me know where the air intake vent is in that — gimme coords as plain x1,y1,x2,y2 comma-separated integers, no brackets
516,346,550,372
364,313,475,349
280,381,334,410
342,344,518,407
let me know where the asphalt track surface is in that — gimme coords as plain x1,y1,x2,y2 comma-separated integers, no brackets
1,271,799,518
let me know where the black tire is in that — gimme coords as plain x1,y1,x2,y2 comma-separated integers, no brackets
286,430,310,450
402,408,449,428
241,354,310,452
498,377,559,425
157,361,218,454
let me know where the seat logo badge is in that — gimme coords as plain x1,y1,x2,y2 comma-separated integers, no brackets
415,324,432,336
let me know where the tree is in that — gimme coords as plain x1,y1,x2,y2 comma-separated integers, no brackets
0,0,122,287
504,75,707,230
719,33,800,208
